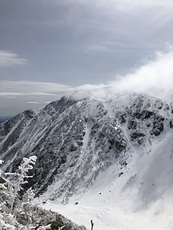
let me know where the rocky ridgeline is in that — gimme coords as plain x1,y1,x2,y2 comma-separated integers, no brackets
0,93,173,203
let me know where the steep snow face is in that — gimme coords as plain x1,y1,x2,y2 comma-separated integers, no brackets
41,128,173,230
0,92,173,209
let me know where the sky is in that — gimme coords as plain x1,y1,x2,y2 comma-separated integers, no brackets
0,0,173,116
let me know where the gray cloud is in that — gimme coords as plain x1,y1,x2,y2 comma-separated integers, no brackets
1,0,173,116
0,50,28,67
1,0,173,84
0,81,73,100
0,81,74,116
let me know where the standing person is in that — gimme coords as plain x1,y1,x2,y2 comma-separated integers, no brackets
91,220,94,230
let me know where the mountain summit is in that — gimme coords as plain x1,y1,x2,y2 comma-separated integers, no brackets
0,91,173,229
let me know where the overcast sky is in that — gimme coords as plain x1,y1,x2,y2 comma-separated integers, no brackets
1,0,173,116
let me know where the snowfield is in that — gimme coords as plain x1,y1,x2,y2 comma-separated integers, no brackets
41,129,173,230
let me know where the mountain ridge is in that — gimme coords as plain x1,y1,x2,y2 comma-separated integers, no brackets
0,92,172,204
1,91,173,229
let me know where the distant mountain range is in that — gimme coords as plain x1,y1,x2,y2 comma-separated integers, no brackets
0,117,12,124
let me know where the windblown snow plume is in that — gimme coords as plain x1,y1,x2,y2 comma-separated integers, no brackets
110,50,173,98
73,49,173,101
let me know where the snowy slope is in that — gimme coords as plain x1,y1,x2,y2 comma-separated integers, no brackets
42,128,173,230
0,90,173,229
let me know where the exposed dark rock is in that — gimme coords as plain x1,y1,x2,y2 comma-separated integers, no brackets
0,94,172,202
119,172,123,177
128,120,137,129
51,215,64,230
130,132,145,144
150,115,164,136
69,144,78,152
131,132,145,140
0,176,6,184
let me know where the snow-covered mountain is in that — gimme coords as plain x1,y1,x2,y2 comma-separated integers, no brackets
0,91,173,229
